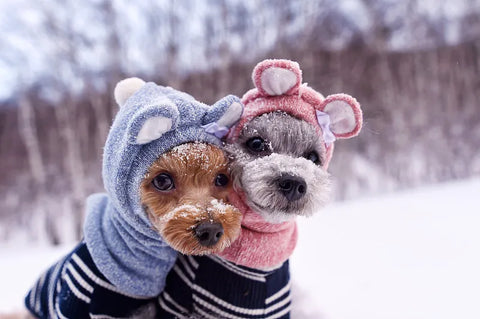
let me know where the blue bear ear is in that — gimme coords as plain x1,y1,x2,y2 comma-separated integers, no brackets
203,95,243,130
127,95,180,145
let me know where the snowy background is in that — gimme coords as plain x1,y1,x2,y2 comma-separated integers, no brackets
2,178,479,318
1,0,480,317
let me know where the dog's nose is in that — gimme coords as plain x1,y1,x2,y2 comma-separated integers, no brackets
195,222,224,247
278,174,307,201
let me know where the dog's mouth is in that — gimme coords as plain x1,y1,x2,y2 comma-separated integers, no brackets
250,198,299,214
247,198,299,223
249,199,268,211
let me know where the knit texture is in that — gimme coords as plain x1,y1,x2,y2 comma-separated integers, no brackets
157,254,291,318
217,190,298,269
228,59,363,169
25,242,156,319
81,82,242,297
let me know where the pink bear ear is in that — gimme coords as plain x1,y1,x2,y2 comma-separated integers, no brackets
253,59,302,96
318,94,362,139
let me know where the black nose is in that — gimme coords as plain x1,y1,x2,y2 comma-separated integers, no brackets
278,174,307,201
195,222,224,247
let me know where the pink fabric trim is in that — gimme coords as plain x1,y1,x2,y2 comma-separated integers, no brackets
217,190,298,269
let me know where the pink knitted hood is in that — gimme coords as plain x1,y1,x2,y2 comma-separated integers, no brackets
229,59,363,169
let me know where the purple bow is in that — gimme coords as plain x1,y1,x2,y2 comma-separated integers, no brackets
316,110,336,145
202,122,229,138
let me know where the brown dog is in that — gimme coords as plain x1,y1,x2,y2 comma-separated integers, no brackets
23,79,244,318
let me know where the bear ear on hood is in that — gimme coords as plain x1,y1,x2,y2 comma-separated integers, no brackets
202,95,243,138
253,59,302,96
114,77,146,107
134,113,176,145
317,93,362,139
126,93,180,145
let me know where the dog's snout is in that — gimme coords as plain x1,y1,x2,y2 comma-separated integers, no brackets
278,174,307,201
195,222,224,247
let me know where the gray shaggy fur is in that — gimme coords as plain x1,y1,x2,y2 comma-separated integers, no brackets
227,112,331,223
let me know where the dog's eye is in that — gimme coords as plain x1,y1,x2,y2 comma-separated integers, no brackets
305,151,321,165
215,174,229,187
246,137,267,153
152,173,175,191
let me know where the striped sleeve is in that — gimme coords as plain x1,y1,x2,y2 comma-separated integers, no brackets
25,242,156,319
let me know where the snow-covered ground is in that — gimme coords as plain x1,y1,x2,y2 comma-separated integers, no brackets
1,178,479,318
291,178,480,319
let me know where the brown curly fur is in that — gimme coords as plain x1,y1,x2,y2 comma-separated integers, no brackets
140,142,242,255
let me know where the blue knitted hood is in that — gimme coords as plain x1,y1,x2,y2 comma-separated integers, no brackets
84,79,243,296
103,81,242,230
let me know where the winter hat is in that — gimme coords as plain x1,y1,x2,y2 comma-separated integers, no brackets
228,59,363,168
84,78,243,296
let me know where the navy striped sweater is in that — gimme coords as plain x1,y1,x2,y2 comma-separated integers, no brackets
157,254,291,318
25,242,157,318
25,242,291,318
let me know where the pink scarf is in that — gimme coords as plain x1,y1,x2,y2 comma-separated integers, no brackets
218,190,298,269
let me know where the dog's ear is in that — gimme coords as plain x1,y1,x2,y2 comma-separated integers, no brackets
127,96,180,145
253,59,302,96
202,95,243,138
318,94,362,139
114,77,146,107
